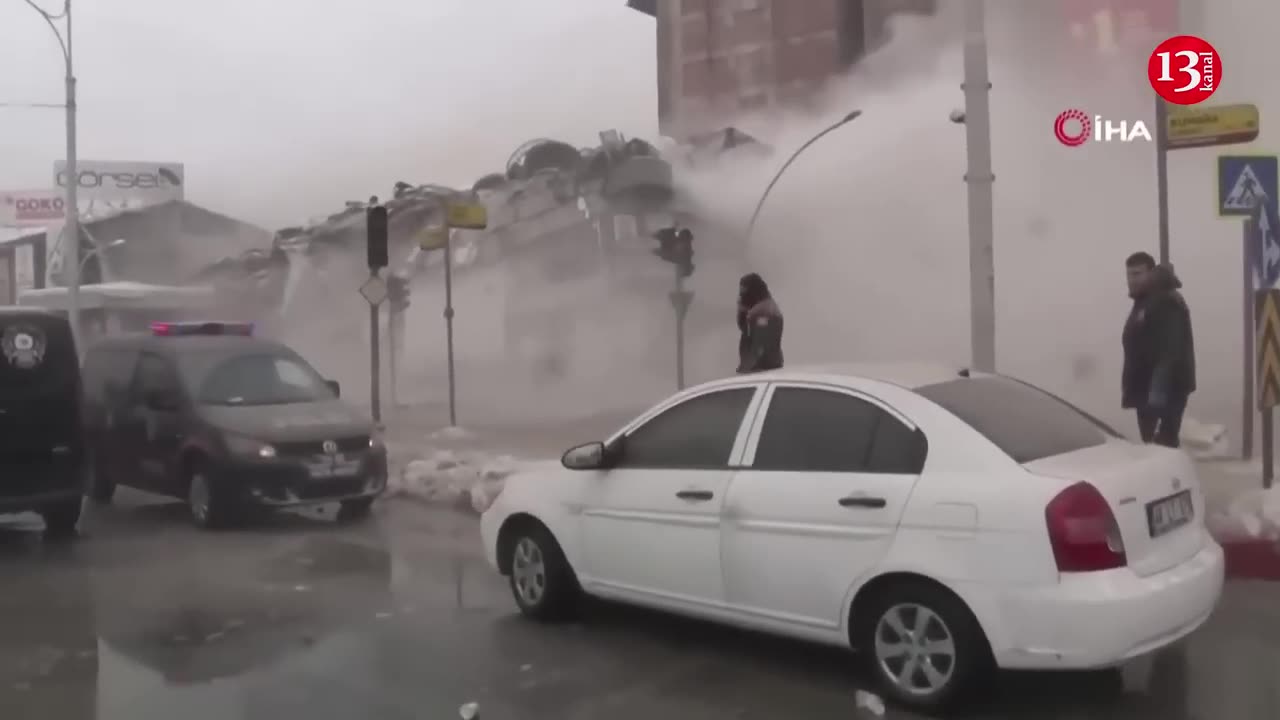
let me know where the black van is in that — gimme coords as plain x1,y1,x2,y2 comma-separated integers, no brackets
0,308,85,537
81,321,387,529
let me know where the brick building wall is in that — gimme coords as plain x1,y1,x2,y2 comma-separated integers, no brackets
632,0,937,139
631,0,1187,140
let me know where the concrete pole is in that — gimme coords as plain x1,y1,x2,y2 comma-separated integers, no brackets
64,1,81,351
962,0,996,373
26,0,81,347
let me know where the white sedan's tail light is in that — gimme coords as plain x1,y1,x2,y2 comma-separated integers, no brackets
1045,481,1127,572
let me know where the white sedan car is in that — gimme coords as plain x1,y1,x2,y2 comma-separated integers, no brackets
479,364,1224,711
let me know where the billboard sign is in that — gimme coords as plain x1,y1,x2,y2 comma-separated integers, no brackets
53,160,184,203
0,190,65,226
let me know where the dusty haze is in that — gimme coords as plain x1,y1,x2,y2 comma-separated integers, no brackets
5,1,1277,447
391,5,1274,448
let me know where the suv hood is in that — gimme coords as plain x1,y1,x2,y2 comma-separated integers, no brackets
199,400,373,443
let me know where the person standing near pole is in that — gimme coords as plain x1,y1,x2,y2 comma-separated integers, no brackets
735,273,783,374
1121,253,1196,447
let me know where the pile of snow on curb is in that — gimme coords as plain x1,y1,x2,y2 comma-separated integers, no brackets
389,448,524,513
1210,487,1280,541
1181,416,1230,460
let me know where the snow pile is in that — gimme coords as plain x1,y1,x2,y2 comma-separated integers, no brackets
389,448,523,513
1180,416,1231,460
1208,486,1280,541
854,689,885,716
429,426,475,443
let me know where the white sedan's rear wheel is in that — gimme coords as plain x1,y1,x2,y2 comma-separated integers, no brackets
873,603,958,696
857,581,991,712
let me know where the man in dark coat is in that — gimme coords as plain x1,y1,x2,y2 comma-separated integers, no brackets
1122,252,1196,447
736,273,784,373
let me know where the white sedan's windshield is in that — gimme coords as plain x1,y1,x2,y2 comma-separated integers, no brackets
197,353,333,406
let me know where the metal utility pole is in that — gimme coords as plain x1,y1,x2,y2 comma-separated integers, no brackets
670,267,693,390
363,203,390,423
23,0,80,347
369,286,382,422
962,0,996,373
443,228,458,426
1155,97,1171,264
1244,216,1256,459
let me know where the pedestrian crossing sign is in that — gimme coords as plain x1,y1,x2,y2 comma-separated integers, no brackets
1219,155,1278,217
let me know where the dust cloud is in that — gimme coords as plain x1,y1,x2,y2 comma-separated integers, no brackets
673,7,1261,445
273,4,1266,445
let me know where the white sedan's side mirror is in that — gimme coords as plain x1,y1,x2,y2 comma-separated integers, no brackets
562,441,606,470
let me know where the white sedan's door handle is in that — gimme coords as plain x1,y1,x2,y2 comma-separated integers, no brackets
675,489,714,502
838,494,886,509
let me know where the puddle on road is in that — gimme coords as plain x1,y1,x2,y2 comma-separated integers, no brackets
0,507,505,720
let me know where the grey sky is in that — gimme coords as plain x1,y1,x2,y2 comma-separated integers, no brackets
1,0,657,228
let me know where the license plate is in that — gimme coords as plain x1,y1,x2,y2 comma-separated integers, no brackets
331,461,361,477
307,463,335,479
1146,490,1194,537
306,460,360,479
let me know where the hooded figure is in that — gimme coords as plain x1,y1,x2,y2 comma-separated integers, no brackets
736,273,784,373
1123,260,1195,447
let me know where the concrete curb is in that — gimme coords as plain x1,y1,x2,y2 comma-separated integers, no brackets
1212,531,1280,580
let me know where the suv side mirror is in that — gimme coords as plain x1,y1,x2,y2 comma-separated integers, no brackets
324,379,341,397
561,441,607,470
145,388,179,411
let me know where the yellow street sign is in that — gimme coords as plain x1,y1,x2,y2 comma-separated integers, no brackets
446,201,488,230
1257,289,1280,409
1167,103,1260,150
415,226,448,251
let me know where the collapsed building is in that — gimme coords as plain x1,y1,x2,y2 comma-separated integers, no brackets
196,131,766,408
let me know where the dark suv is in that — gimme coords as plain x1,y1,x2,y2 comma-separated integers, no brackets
81,321,387,528
0,307,85,537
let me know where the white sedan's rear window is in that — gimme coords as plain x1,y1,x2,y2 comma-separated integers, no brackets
916,376,1118,463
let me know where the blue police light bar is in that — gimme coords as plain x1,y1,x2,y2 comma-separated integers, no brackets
151,321,254,337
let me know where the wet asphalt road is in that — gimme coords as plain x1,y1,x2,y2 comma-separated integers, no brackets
3,492,1280,720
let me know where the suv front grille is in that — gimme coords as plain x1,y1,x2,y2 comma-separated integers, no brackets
274,436,368,457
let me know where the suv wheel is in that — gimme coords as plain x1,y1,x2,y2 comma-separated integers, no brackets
89,453,116,505
188,469,233,530
337,497,374,522
42,498,83,540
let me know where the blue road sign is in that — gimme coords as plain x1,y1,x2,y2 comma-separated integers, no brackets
1219,155,1278,217
1251,196,1280,289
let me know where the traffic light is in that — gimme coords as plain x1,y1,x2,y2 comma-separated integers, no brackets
653,226,694,277
387,274,411,313
367,205,389,270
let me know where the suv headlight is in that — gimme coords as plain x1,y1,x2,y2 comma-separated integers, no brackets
368,429,385,451
225,434,276,459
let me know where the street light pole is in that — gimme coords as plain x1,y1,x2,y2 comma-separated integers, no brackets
962,0,996,373
743,110,862,249
24,0,80,348
64,1,80,350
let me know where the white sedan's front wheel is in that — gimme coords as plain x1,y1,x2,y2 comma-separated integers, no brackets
506,524,578,621
857,582,991,712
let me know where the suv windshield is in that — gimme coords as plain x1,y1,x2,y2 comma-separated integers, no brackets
196,353,334,407
916,376,1118,463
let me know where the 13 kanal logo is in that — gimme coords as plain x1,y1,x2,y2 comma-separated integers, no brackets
1148,35,1220,105
1053,109,1152,147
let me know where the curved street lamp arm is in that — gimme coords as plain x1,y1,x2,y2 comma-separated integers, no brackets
743,110,862,245
22,0,70,63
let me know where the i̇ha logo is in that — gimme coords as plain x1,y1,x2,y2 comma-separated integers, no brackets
1053,109,1152,147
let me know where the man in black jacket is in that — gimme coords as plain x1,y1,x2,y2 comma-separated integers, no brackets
736,273,784,373
1122,252,1196,447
